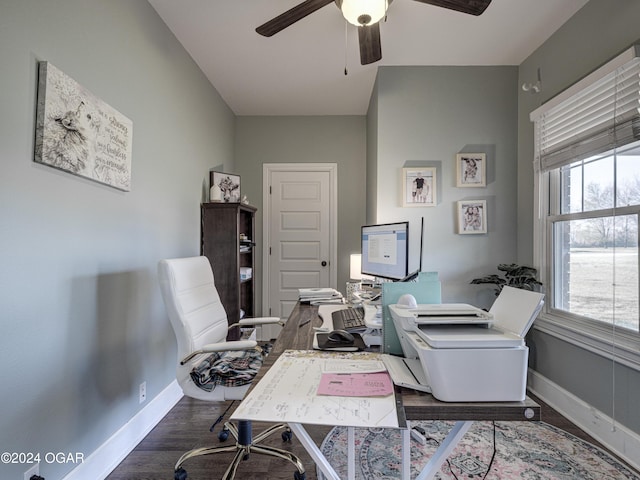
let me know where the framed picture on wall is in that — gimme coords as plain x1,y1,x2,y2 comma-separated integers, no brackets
402,167,436,207
456,153,486,187
457,200,487,234
210,171,241,203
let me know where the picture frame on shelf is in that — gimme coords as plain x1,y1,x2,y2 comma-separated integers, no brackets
456,153,486,187
457,200,487,234
210,171,241,203
402,167,436,207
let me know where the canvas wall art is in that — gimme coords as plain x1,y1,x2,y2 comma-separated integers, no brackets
34,61,133,191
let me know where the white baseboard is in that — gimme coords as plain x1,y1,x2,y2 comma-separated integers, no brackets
528,369,640,472
62,380,183,480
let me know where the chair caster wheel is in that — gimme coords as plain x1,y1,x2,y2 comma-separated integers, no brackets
218,428,230,442
294,472,306,480
174,467,188,480
282,430,293,442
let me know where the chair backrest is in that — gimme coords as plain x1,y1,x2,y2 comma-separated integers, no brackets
158,256,229,365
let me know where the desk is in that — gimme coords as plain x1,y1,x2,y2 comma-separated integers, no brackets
233,302,541,480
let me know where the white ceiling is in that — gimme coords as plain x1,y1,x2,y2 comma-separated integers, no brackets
148,0,588,116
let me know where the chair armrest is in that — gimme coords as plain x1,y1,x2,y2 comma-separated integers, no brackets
231,317,284,329
180,340,258,365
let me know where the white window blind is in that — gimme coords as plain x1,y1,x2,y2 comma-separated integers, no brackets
531,45,640,171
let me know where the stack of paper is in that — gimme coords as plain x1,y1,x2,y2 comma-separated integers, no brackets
298,287,344,304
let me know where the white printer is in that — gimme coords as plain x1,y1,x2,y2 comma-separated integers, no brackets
389,286,544,402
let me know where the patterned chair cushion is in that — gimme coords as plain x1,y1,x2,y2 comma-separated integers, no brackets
191,349,263,391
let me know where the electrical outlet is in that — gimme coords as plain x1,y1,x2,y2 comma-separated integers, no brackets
139,381,146,404
24,462,39,480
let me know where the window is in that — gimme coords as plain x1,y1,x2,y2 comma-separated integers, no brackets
552,144,640,332
531,45,640,366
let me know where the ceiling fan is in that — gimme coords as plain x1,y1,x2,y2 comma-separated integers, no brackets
256,0,492,65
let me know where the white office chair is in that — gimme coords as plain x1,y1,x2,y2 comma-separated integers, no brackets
158,256,306,480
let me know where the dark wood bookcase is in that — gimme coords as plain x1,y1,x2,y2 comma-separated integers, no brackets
201,202,257,339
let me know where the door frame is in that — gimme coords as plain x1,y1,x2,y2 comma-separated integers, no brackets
262,163,338,317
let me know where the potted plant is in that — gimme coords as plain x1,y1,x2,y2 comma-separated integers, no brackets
470,263,542,296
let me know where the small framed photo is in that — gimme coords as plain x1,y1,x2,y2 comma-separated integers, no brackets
456,153,486,187
210,171,241,203
457,200,487,234
402,167,436,207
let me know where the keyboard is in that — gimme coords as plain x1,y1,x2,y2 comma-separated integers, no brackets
331,307,366,331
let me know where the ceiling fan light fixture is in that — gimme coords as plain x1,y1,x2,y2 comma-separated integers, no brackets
340,0,388,26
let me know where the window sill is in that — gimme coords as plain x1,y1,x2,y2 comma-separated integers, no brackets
533,312,640,371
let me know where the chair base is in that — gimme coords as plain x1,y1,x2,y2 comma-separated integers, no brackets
174,420,306,480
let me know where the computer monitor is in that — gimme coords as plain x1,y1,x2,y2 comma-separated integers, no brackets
361,221,410,281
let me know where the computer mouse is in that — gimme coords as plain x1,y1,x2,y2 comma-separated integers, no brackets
327,329,355,344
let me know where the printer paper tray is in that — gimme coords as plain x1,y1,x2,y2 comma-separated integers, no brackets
410,303,493,326
416,325,524,349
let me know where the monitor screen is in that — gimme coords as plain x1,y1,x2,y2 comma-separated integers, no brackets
361,222,409,281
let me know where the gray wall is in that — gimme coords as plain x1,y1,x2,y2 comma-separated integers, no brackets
0,1,235,478
518,0,640,436
371,66,519,307
234,116,367,312
3,0,639,478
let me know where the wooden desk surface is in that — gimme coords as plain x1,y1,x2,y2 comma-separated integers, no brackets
257,302,541,423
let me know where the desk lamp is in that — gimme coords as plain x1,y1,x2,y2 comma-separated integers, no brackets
348,254,377,302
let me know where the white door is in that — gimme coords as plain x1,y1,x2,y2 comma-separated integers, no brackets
263,163,337,321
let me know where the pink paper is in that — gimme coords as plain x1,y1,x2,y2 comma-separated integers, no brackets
317,372,394,397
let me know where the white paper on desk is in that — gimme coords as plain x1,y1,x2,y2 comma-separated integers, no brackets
309,297,345,305
322,359,386,374
299,287,339,297
230,352,399,428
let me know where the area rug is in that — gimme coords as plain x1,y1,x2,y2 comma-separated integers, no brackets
318,421,639,479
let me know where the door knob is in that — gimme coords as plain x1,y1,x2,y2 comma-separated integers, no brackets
321,261,327,267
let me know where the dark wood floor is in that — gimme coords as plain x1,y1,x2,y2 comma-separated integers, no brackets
105,391,632,480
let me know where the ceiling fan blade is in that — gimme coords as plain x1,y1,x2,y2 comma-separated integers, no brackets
358,23,382,65
412,0,492,16
256,0,335,37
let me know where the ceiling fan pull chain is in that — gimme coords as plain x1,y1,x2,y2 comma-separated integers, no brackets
344,20,349,75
